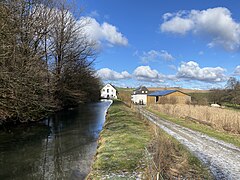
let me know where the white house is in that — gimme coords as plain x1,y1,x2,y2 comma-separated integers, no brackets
131,86,149,105
101,83,118,99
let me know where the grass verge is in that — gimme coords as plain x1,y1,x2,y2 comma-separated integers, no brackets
147,107,240,148
88,101,213,179
87,100,152,179
145,123,213,179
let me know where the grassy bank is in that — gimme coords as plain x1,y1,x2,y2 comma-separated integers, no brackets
145,124,212,179
147,106,240,148
88,101,213,179
88,100,152,179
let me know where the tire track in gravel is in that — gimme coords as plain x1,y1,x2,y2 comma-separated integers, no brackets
139,108,240,180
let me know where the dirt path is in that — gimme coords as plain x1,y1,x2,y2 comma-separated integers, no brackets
139,108,240,179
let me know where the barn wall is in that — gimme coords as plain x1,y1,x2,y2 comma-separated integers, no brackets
147,91,191,105
147,96,156,104
165,92,191,104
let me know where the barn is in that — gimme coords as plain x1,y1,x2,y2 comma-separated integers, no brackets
147,90,191,104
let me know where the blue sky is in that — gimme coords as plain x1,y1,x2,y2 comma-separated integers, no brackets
77,0,240,89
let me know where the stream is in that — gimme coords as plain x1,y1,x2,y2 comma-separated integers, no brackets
0,100,112,180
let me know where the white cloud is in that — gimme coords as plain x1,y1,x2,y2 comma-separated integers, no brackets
133,66,167,82
177,61,227,82
159,50,175,61
97,62,227,84
138,50,175,63
140,50,159,63
161,16,194,35
161,7,240,51
234,65,240,75
96,68,131,81
97,66,173,83
81,17,128,46
163,12,174,21
101,22,128,45
133,66,158,79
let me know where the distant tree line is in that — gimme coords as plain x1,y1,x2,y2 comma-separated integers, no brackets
0,0,101,124
210,77,240,106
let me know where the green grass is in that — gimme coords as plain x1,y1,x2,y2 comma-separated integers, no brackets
147,107,240,148
223,103,240,111
88,101,214,179
88,100,152,179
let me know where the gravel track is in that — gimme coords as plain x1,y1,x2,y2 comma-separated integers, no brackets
139,108,240,180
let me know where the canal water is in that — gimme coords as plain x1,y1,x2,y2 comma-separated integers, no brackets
0,100,112,180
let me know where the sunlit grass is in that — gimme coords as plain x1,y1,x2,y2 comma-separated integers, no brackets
88,100,152,179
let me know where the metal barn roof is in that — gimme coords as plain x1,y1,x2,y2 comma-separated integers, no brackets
148,90,177,96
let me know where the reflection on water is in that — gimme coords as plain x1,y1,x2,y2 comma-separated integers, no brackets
0,100,111,180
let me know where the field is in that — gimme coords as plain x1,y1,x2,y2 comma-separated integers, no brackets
147,104,240,147
148,104,240,134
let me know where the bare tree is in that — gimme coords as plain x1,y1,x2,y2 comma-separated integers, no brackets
49,0,98,107
0,0,101,123
0,0,54,122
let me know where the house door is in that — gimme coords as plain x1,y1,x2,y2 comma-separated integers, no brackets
155,96,159,103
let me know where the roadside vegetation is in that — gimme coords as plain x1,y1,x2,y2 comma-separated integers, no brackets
147,106,240,147
0,0,100,124
145,123,212,179
148,104,240,134
88,101,213,179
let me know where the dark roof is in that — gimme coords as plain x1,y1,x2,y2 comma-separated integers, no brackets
132,86,149,94
148,90,178,96
109,83,117,90
102,83,117,91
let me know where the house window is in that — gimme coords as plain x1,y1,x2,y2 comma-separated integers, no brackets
103,89,105,92
142,91,144,93
112,89,113,92
107,89,109,93
145,91,148,93
133,91,136,94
